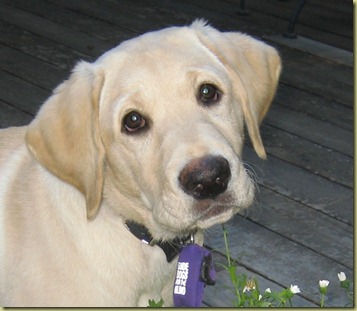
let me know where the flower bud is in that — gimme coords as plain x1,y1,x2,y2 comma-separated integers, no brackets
319,280,329,295
337,272,346,282
290,285,301,294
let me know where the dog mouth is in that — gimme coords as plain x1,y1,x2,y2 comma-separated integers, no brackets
194,193,235,221
151,193,235,239
152,182,250,239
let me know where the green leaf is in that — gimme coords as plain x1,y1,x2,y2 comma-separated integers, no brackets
147,298,164,307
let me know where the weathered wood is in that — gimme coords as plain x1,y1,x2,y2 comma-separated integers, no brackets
248,0,353,36
0,43,67,91
0,70,49,115
205,219,353,307
275,83,353,131
260,123,352,188
277,45,353,107
2,0,135,44
0,100,32,128
0,3,111,57
232,0,353,48
266,35,353,67
184,0,353,51
48,0,192,34
136,0,270,35
0,20,88,70
264,104,353,157
244,186,353,268
243,146,353,225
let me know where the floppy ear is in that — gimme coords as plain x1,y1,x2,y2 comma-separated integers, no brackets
26,61,105,219
193,21,281,159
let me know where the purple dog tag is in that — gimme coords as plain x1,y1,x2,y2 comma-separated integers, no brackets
173,244,216,307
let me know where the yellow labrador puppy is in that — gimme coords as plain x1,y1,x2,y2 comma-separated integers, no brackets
0,20,280,307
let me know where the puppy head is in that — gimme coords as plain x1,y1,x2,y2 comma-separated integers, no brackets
26,21,281,240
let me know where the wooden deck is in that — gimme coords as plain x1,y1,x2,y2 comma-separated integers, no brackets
0,0,353,307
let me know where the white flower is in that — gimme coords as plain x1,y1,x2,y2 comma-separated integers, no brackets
337,272,346,282
265,288,271,293
258,294,262,301
319,280,329,288
290,285,301,294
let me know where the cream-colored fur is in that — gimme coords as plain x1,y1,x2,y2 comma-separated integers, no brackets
0,21,281,307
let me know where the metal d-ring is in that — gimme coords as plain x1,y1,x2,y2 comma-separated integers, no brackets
190,232,195,244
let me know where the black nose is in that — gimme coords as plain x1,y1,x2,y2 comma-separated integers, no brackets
178,155,231,200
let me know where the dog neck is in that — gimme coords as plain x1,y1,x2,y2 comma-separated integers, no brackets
124,220,194,262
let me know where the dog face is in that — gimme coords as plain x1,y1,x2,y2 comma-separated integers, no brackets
26,21,281,240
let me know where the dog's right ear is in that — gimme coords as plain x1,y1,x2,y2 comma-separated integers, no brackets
192,21,281,159
26,61,105,219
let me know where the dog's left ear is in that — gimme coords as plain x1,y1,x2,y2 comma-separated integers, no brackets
193,21,282,159
26,61,105,219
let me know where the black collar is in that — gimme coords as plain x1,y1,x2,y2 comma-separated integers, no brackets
124,220,193,262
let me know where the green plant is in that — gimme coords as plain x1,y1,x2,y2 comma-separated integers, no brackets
221,224,300,307
337,272,353,307
221,224,354,308
147,298,164,307
318,280,329,307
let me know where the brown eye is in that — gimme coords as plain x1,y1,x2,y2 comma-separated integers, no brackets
198,84,221,106
123,111,147,133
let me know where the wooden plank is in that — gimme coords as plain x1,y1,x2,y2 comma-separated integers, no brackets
0,2,112,57
243,146,353,225
244,186,353,268
260,124,352,188
204,0,353,51
0,43,67,91
0,20,88,70
228,0,353,40
0,70,49,115
131,0,268,35
308,0,351,13
48,0,192,34
277,45,353,107
205,218,353,307
2,0,134,44
0,100,33,128
264,104,353,157
275,84,353,131
266,35,353,67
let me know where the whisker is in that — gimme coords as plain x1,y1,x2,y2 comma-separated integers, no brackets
243,161,263,217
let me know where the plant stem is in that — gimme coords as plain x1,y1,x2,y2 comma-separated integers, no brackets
320,293,325,307
222,224,231,267
222,224,241,305
288,298,293,307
